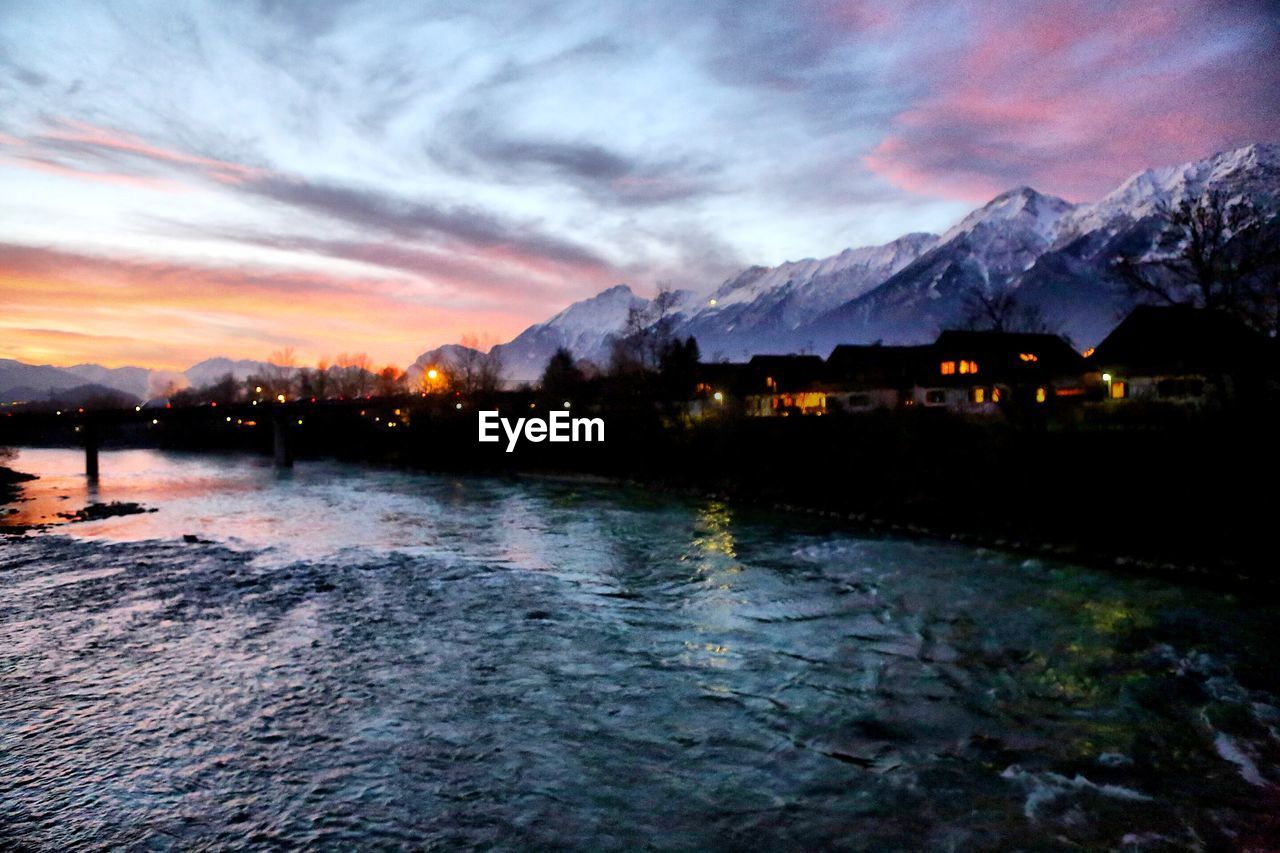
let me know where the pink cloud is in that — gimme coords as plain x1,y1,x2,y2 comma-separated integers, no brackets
864,0,1280,201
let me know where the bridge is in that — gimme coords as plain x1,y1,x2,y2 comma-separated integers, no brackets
3,396,439,480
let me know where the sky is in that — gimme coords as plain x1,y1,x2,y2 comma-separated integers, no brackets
1,0,1277,371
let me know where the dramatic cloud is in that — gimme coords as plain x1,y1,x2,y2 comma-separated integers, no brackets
0,0,1275,368
864,0,1280,200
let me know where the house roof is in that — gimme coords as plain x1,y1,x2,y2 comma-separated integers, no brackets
931,330,1087,379
746,354,825,391
1090,305,1268,374
825,344,931,387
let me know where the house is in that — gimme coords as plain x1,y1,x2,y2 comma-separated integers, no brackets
744,355,827,416
823,344,930,412
1089,305,1271,407
687,361,750,417
916,330,1091,414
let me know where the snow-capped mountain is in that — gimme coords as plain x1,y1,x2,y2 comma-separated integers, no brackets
797,144,1280,352
798,186,1078,351
183,358,275,388
457,143,1278,373
485,284,655,380
1059,142,1280,239
672,232,938,359
405,344,486,380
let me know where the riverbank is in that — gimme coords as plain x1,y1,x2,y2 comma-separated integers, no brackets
1,464,36,520
5,404,1275,591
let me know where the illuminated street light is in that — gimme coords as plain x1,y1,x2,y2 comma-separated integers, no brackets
713,391,724,402
426,369,438,381
1102,373,1112,382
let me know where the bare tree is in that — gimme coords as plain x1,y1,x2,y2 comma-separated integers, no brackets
961,287,1060,335
256,347,297,399
333,352,374,398
1113,191,1280,333
447,334,503,394
609,284,682,376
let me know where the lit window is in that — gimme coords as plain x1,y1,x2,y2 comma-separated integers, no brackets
1018,352,1038,362
1035,387,1046,403
1110,380,1127,399
1082,347,1095,358
940,361,956,375
972,387,985,403
992,387,1001,402
957,359,979,375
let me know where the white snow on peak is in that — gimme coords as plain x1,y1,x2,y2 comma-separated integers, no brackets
1061,143,1280,237
940,186,1076,246
701,232,938,312
541,283,646,336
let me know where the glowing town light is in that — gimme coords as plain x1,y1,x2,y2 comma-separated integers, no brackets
135,406,141,412
1102,373,1112,382
55,410,61,416
226,416,231,422
708,298,718,307
563,401,571,408
297,419,303,425
151,419,158,425
276,394,286,403
713,391,724,402
426,369,438,380
255,386,263,393
455,403,463,410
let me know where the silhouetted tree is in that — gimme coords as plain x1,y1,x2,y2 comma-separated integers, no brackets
541,347,586,398
260,347,298,399
334,352,374,398
658,336,700,397
961,287,1060,335
447,335,503,394
608,285,682,377
1114,191,1280,334
375,365,405,397
203,372,241,405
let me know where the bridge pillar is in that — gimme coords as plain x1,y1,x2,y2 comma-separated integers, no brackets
272,413,294,468
84,422,100,481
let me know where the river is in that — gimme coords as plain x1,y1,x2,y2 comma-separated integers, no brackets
1,448,1277,849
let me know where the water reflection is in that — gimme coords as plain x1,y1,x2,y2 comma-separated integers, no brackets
1,448,1278,849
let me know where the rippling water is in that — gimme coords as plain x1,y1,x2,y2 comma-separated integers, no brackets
2,448,1278,849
